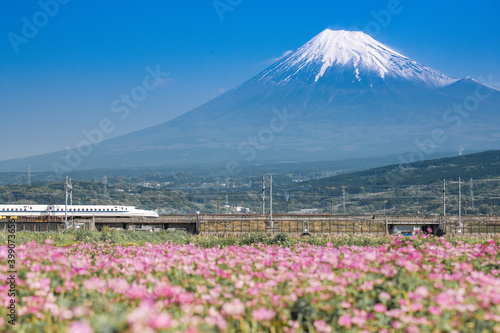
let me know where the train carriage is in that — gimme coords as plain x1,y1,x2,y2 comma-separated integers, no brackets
0,204,159,218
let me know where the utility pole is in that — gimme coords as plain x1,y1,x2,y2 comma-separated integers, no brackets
331,199,334,215
262,176,266,215
342,187,346,215
217,197,221,215
64,176,72,230
470,178,474,210
458,177,462,228
443,179,446,216
269,174,273,225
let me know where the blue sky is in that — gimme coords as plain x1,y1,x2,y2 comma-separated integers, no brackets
1,0,499,160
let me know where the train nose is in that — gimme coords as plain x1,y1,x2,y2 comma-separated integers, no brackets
146,211,159,218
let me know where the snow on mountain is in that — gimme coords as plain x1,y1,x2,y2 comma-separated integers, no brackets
257,29,458,88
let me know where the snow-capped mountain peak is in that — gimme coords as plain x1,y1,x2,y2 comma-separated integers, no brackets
257,29,458,88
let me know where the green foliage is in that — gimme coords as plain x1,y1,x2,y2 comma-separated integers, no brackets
2,229,498,249
290,297,316,330
0,229,192,247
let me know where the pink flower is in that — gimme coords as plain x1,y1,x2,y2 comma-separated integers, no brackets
338,314,352,328
222,298,245,318
83,277,106,292
341,301,351,308
428,306,442,316
379,291,391,300
407,325,420,333
313,319,332,333
411,302,424,312
374,303,387,313
148,313,173,329
392,321,403,329
252,307,275,321
68,321,94,333
415,286,429,298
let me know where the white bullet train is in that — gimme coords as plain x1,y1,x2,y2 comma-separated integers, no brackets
0,204,159,218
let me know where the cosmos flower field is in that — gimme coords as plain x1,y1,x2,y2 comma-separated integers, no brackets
1,234,500,332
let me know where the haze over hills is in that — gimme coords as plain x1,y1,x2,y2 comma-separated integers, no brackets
2,29,500,173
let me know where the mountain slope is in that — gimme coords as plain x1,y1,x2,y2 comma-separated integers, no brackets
306,150,500,191
1,29,500,173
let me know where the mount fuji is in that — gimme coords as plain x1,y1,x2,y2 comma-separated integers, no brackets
257,30,457,88
2,29,500,173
